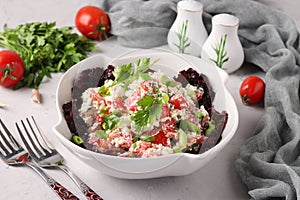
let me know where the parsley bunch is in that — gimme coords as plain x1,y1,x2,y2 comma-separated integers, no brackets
0,22,96,89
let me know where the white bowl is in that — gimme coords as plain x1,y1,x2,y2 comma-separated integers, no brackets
53,49,239,179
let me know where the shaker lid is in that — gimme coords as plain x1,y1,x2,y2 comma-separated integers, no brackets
212,14,239,27
177,0,203,12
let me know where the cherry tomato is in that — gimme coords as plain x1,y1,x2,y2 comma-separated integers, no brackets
239,76,265,104
0,50,24,88
75,5,110,40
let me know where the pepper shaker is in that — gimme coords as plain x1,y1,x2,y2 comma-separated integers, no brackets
167,0,207,57
201,13,244,73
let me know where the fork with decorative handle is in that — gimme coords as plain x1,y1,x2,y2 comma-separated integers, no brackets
0,119,79,200
16,116,104,200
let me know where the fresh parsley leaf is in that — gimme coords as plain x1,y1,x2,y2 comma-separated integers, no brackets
112,58,159,86
140,73,152,80
148,102,163,125
161,75,177,87
112,63,132,84
131,109,149,132
137,95,154,108
131,95,162,132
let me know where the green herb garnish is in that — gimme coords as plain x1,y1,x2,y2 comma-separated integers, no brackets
102,112,120,130
0,22,96,89
131,95,162,132
161,75,177,87
112,58,158,86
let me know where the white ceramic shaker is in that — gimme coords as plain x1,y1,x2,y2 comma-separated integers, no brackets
201,14,244,73
167,0,207,57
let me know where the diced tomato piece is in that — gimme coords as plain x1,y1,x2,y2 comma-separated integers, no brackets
91,92,104,102
196,135,206,144
195,90,203,100
96,115,104,123
160,104,170,119
153,130,168,146
162,118,177,129
113,97,126,111
108,129,133,149
126,89,142,111
130,141,153,157
141,81,150,92
169,96,187,109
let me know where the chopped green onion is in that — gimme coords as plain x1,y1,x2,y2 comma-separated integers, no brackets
205,123,216,135
71,135,84,145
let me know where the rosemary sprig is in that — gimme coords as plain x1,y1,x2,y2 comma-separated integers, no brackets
173,20,190,53
210,34,229,68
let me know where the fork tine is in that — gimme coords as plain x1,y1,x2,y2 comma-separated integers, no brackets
15,122,39,160
0,119,21,151
25,117,50,154
30,116,55,151
0,130,11,157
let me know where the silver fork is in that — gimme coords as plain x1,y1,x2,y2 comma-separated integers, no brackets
0,119,80,200
16,116,104,200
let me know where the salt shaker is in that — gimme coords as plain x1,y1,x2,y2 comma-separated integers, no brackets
167,0,207,57
201,13,244,73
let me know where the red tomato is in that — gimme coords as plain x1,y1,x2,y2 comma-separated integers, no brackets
126,89,141,111
75,6,110,40
239,76,265,104
153,130,168,146
160,104,170,119
0,50,24,87
169,96,187,109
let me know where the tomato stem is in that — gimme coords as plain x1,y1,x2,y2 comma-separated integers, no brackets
88,16,110,41
241,94,249,104
0,63,17,83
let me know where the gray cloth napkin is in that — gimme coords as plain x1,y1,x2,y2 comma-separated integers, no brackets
99,0,300,199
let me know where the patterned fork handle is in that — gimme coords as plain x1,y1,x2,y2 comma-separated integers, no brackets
24,161,79,200
59,165,103,200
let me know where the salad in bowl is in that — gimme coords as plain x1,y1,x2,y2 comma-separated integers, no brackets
54,50,238,179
